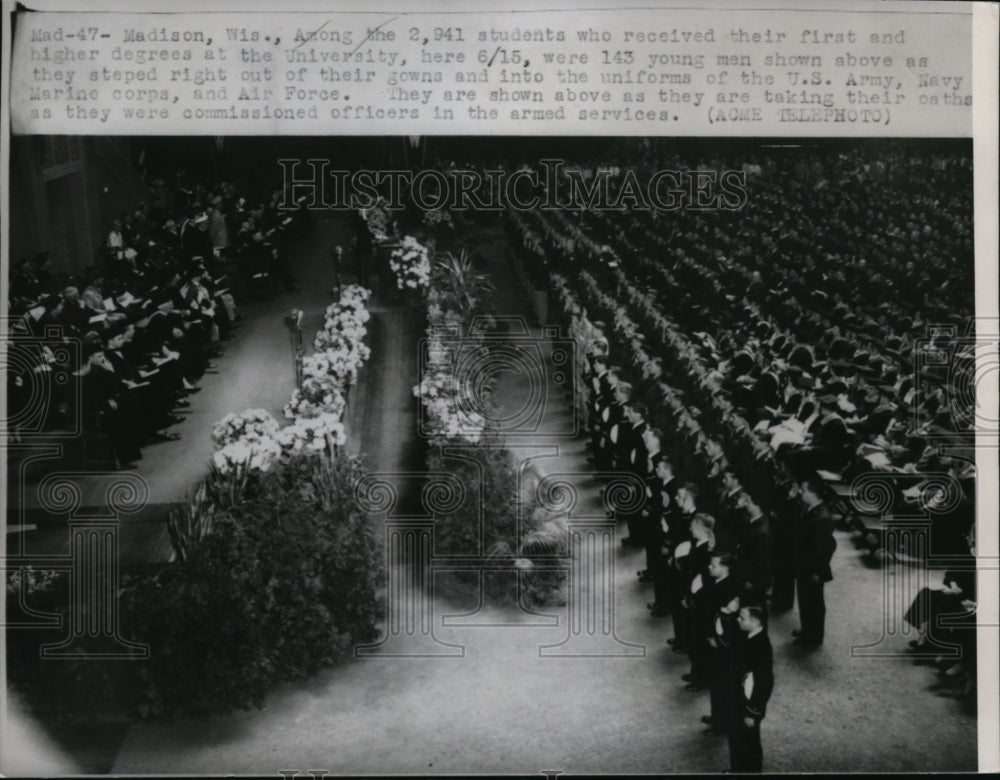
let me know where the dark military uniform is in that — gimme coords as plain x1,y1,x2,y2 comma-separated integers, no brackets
730,628,775,773
795,500,836,643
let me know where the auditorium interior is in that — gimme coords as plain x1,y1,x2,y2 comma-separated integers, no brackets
3,135,982,774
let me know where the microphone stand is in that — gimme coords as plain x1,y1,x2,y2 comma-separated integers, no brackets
284,308,304,389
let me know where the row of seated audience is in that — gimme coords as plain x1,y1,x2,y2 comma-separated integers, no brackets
6,174,308,468
503,147,977,762
506,150,975,557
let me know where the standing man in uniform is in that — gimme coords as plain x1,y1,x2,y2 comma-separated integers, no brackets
793,478,837,646
619,403,650,552
703,552,741,737
768,467,799,611
587,355,612,463
731,605,775,772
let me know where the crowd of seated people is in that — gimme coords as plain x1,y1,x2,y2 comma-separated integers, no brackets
505,144,977,708
6,175,307,468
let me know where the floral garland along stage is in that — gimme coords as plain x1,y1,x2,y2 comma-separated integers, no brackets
210,284,372,472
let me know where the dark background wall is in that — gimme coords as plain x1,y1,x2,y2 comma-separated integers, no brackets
10,137,148,274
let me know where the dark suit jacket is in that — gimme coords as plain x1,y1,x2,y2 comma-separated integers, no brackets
796,501,836,582
660,478,685,546
685,538,713,594
736,518,772,596
105,349,142,384
58,301,97,333
706,573,741,648
613,419,634,468
738,630,775,721
591,369,610,400
182,226,213,263
626,422,648,470
591,378,613,425
715,489,743,552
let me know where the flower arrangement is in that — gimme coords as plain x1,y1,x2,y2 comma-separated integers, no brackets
328,284,370,314
302,349,359,389
360,200,392,242
390,235,432,290
318,308,370,344
411,249,500,445
212,434,282,474
211,409,280,448
6,566,59,598
422,208,454,231
212,284,371,471
275,412,347,454
284,378,347,422
414,360,487,444
307,284,373,392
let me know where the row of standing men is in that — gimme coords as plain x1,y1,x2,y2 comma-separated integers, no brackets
579,339,835,772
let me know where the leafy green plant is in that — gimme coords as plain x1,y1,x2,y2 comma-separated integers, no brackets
126,454,382,718
427,441,520,557
517,517,570,607
166,481,217,564
7,454,383,723
431,248,496,322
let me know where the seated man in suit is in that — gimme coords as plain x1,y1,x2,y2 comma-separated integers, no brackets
102,321,183,445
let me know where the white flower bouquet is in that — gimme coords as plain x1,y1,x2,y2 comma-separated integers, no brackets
275,412,347,454
211,409,280,448
314,325,371,361
284,378,347,421
360,201,392,242
422,208,454,230
414,365,488,444
390,235,431,290
337,283,371,306
212,434,282,474
210,275,371,474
